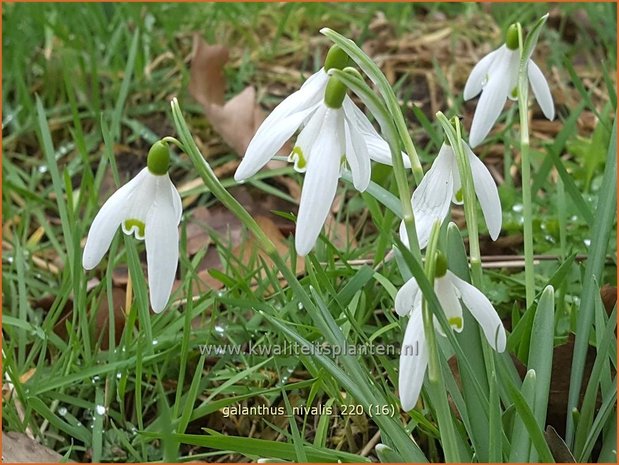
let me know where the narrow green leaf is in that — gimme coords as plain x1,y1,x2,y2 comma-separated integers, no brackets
566,118,617,444
527,285,555,462
169,432,370,463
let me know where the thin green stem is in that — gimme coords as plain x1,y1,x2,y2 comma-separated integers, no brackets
517,22,536,308
423,222,461,462
330,68,421,261
437,113,499,441
170,99,276,257
161,136,185,151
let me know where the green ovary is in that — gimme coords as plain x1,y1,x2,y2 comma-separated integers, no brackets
123,218,145,239
505,24,519,50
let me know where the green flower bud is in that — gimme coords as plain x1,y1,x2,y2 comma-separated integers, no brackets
324,45,349,71
435,251,448,278
147,140,170,175
505,24,520,50
324,76,347,109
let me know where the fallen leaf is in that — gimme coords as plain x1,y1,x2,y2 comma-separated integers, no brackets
188,40,228,107
188,34,290,165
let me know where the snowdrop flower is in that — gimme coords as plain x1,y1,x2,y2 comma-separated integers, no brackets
82,140,182,313
396,254,506,410
400,140,501,249
464,23,555,147
235,45,409,256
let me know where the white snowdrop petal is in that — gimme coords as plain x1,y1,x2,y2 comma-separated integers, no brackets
399,314,428,411
505,49,521,102
342,96,378,135
121,170,160,235
448,271,506,352
465,144,502,240
394,277,423,317
253,70,327,140
170,179,183,225
295,109,343,256
82,169,148,269
342,97,411,168
235,103,320,181
145,178,180,313
468,48,512,147
435,276,463,333
463,48,500,100
528,60,555,121
344,117,371,192
410,144,455,248
293,105,326,172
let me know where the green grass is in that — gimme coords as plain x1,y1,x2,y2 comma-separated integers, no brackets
2,2,616,463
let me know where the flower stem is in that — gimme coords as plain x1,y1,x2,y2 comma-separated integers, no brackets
423,222,461,462
437,112,498,411
446,115,483,287
516,23,536,309
329,69,422,262
161,136,185,151
169,99,277,258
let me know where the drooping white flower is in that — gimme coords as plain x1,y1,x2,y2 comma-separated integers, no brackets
400,141,501,249
464,23,555,147
235,46,409,255
396,267,506,411
82,141,182,313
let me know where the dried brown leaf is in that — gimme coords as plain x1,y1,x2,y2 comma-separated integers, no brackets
2,431,73,463
188,35,290,163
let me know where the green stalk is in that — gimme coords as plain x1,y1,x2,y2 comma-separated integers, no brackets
329,68,421,261
423,222,461,462
516,14,550,308
437,113,500,455
517,56,536,308
435,113,483,286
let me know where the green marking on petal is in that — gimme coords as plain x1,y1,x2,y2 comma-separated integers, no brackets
123,219,145,239
455,188,464,203
147,140,170,175
435,251,448,278
510,87,518,99
448,316,463,330
291,146,307,171
505,23,520,50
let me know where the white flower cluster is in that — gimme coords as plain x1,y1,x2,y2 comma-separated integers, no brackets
82,17,554,412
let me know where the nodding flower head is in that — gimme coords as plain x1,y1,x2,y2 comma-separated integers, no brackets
396,265,506,410
235,45,411,255
82,140,182,313
400,140,502,249
464,20,555,147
